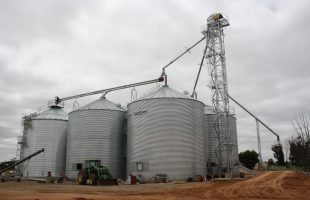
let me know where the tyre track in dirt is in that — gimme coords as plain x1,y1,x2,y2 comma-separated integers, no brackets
204,171,299,200
1,171,310,200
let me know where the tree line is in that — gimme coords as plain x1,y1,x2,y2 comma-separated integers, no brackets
239,109,310,170
288,109,310,170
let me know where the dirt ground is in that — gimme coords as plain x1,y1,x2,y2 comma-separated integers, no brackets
0,171,309,200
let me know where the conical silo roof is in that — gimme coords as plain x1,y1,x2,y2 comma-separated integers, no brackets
139,85,193,100
77,96,125,112
34,106,68,120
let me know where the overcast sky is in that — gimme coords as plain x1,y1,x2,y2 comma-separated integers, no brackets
0,0,309,162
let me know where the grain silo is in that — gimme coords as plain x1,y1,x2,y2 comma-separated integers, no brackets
204,106,239,176
229,114,239,176
66,96,126,179
21,105,68,177
204,106,217,175
127,85,206,181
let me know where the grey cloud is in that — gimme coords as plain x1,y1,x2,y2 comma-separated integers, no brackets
0,0,309,161
0,0,94,47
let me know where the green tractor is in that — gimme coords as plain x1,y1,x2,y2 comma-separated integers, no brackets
77,160,118,186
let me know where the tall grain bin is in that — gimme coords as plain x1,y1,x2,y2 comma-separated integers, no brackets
22,106,68,177
204,106,217,175
229,114,239,176
204,106,239,175
127,85,206,181
66,96,126,179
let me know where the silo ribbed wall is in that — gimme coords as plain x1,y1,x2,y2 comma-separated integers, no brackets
205,112,238,174
205,113,217,170
66,109,125,179
23,119,67,177
127,98,206,181
229,116,239,166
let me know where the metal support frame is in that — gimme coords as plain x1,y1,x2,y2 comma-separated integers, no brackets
55,77,164,104
160,36,206,86
202,13,232,176
228,94,280,163
55,36,207,105
0,148,44,175
73,99,79,111
256,119,263,163
191,44,208,98
162,37,206,72
162,14,280,172
228,94,280,142
131,88,137,102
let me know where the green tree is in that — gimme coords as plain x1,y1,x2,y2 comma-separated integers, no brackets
290,109,310,170
272,143,285,166
239,150,259,169
0,159,16,170
267,158,275,166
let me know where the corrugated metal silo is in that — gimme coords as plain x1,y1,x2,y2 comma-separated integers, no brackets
127,85,206,181
204,105,239,175
66,96,126,179
22,106,68,177
229,114,239,176
204,106,217,175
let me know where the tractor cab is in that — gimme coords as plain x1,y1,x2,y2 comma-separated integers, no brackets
85,160,101,168
77,160,117,186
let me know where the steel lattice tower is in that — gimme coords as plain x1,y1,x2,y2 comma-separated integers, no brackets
202,13,232,175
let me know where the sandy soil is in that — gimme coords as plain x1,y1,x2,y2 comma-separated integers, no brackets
0,171,309,200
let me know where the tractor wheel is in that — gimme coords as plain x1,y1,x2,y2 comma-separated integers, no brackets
89,174,98,185
78,169,87,185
